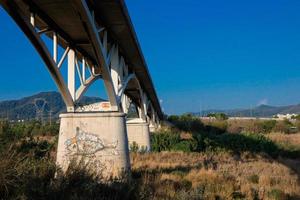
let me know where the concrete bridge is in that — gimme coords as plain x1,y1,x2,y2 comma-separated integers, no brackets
1,0,163,178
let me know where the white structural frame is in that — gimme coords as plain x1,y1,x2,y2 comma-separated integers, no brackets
0,0,160,126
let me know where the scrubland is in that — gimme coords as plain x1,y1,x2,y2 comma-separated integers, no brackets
0,116,299,200
131,152,299,200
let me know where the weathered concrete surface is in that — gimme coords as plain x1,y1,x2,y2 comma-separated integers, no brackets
149,123,156,133
56,112,130,179
149,121,161,133
126,118,151,151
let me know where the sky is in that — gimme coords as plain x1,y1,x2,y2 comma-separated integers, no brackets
1,1,300,114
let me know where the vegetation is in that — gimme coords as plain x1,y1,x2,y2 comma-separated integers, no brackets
156,115,300,158
151,130,197,152
207,113,229,120
291,114,300,121
131,152,299,200
0,116,300,199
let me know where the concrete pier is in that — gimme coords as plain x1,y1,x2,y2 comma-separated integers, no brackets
126,118,151,152
56,112,130,179
149,123,156,133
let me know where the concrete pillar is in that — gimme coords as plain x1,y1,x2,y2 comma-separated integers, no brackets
149,120,158,133
149,123,156,133
126,118,151,152
56,112,130,179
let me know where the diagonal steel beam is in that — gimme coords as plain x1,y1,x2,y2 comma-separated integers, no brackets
0,0,75,111
72,0,119,111
23,0,97,66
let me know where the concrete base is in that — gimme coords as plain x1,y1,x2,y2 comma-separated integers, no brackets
149,124,156,133
56,112,130,179
126,118,151,152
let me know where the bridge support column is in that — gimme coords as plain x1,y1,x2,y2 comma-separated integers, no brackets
149,123,156,133
56,112,130,179
149,120,160,133
126,118,151,152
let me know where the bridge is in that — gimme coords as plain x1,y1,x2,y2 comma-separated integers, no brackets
1,0,163,178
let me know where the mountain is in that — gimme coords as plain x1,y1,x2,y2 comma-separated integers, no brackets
3,92,300,120
0,92,104,121
192,104,300,117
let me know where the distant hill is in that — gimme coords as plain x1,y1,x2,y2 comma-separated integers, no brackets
3,92,300,120
0,92,104,121
192,104,300,117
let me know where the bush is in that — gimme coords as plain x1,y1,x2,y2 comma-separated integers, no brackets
205,120,228,135
207,113,229,120
0,149,134,200
18,139,54,159
130,142,140,153
151,130,197,153
216,133,279,157
130,142,148,153
255,120,276,134
273,119,294,134
191,131,282,157
291,114,300,121
165,115,299,158
151,131,181,152
168,114,204,132
267,189,286,200
171,140,197,152
0,121,59,140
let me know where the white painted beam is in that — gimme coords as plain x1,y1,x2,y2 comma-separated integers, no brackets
68,49,76,101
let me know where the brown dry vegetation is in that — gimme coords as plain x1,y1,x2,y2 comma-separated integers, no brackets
268,133,300,147
131,151,300,200
1,119,300,199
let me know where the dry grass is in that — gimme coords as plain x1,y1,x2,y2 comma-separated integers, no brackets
131,152,300,200
268,133,300,147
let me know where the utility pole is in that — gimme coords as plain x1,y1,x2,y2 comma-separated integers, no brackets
34,98,47,123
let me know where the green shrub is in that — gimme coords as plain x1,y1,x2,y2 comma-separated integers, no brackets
18,139,53,159
151,130,197,153
192,133,205,151
206,120,228,135
291,114,300,121
0,149,134,200
164,114,297,158
168,114,204,132
130,142,140,153
215,133,279,157
267,189,286,200
207,113,229,120
151,131,181,152
191,131,281,157
273,119,294,134
255,120,276,134
130,142,148,153
171,140,197,152
0,121,9,135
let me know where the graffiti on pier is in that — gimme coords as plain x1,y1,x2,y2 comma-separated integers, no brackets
64,127,119,157
75,102,112,112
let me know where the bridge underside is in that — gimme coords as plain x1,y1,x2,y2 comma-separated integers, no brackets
11,0,162,117
1,0,162,178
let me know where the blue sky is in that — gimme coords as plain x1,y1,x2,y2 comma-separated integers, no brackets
1,1,300,114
